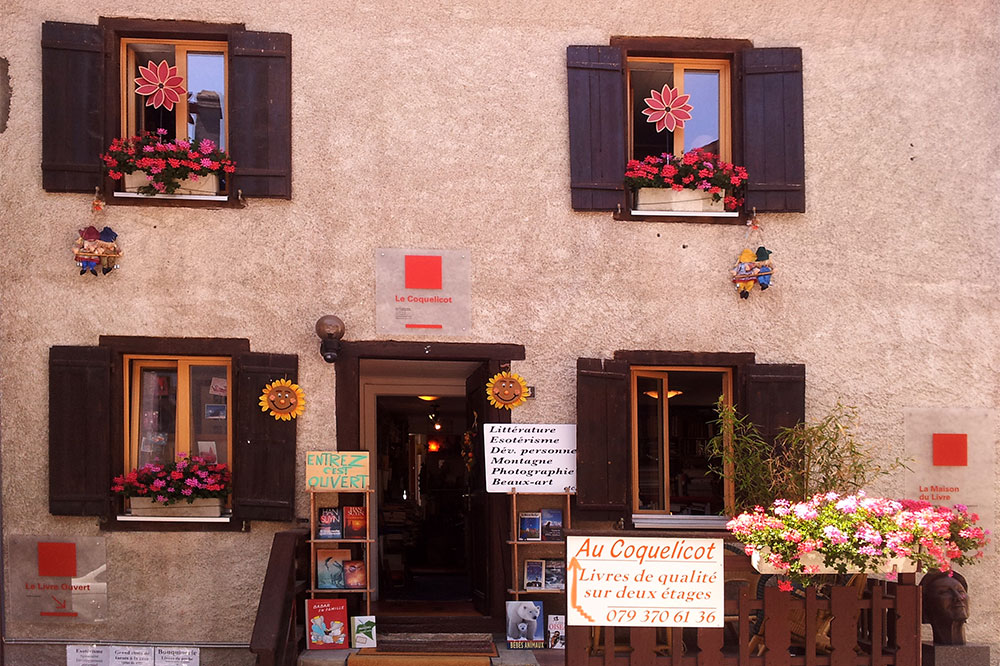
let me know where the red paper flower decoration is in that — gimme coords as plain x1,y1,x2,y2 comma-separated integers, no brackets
134,60,187,111
642,84,693,133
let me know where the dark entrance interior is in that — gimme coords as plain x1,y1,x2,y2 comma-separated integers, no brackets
375,395,473,605
338,343,526,632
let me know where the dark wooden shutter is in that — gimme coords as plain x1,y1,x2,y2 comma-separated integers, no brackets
743,363,805,446
41,22,104,192
234,352,298,521
49,346,112,515
741,47,805,213
229,30,292,199
576,358,629,510
567,46,626,211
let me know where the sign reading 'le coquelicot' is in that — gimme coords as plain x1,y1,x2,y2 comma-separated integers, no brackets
305,451,370,490
566,536,724,628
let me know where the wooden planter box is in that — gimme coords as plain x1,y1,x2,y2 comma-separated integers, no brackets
123,172,219,196
129,497,223,517
750,547,917,575
634,187,724,213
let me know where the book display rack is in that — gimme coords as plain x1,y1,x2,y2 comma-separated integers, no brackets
507,489,573,600
308,488,373,615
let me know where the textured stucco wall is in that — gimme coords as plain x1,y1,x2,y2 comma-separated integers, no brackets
2,0,999,663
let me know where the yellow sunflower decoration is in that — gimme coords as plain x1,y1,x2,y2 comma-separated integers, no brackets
259,378,306,421
486,371,529,410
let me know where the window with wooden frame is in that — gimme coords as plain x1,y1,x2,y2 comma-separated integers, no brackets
121,39,228,150
567,38,806,217
630,366,732,516
48,338,299,529
41,19,292,202
124,356,233,476
575,354,805,526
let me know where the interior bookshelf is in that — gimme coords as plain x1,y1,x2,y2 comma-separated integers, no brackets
507,489,572,600
308,488,373,615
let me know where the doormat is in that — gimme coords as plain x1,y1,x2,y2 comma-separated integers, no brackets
373,632,496,655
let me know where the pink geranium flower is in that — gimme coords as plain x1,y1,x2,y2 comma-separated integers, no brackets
641,84,693,133
134,60,187,111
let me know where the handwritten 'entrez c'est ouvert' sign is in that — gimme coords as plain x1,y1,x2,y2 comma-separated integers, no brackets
305,451,370,489
566,536,724,628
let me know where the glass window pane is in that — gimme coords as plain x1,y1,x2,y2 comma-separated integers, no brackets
136,367,177,467
666,372,725,515
189,365,229,466
186,53,226,149
630,64,675,162
128,43,178,139
635,375,666,510
682,70,720,154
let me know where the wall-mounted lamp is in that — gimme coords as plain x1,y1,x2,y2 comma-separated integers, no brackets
315,315,346,363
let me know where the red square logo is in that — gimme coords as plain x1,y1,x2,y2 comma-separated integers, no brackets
932,433,968,467
37,542,77,577
404,255,443,290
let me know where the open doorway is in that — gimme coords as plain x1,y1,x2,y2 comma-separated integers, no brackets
358,358,496,621
375,395,471,603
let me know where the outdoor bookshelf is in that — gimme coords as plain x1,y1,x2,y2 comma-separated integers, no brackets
507,488,572,600
308,488,373,615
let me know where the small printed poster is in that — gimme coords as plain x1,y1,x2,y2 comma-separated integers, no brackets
306,598,349,650
524,559,544,589
196,441,218,462
548,615,566,649
351,615,377,648
110,646,154,665
67,646,110,666
208,377,227,396
154,647,199,665
518,512,541,541
506,601,544,649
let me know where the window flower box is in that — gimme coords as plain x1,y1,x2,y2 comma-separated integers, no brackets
102,129,234,201
624,148,746,218
129,497,223,517
750,546,917,575
123,172,218,197
634,187,726,214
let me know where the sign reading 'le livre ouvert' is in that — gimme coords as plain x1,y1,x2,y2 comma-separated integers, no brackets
305,451,370,490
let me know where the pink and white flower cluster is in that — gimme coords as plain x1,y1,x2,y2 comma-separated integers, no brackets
727,492,989,586
101,129,235,195
112,453,231,506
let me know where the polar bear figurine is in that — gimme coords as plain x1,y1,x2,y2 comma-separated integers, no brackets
506,601,540,641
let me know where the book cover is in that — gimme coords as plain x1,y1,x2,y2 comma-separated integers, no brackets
343,506,367,539
518,512,542,541
316,548,350,589
540,508,563,541
351,615,377,648
547,614,566,649
523,559,545,590
343,560,367,589
317,507,342,539
306,598,349,650
543,559,565,590
506,600,544,649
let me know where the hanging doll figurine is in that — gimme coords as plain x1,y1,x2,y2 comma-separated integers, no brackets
731,245,775,299
73,225,123,276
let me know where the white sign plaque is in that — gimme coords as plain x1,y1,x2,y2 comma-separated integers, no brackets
375,248,470,335
903,408,996,531
566,536,724,628
110,646,153,666
67,646,110,666
484,423,576,493
154,647,200,665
